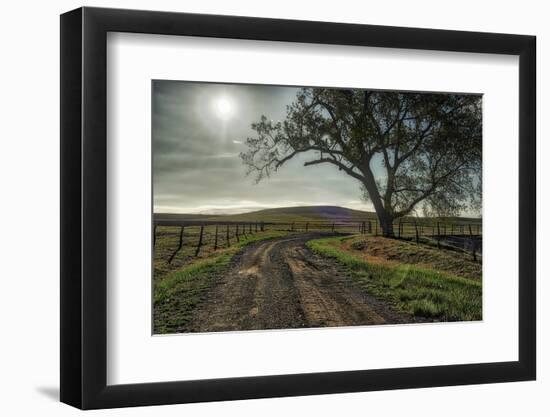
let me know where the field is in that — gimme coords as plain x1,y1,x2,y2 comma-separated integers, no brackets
153,206,482,334
307,235,481,321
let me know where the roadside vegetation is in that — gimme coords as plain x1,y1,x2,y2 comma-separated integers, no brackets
154,230,291,333
307,235,482,322
343,235,481,280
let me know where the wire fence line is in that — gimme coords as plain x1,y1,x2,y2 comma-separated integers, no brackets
154,218,482,263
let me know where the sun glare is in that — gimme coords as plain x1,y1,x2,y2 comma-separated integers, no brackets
213,96,235,120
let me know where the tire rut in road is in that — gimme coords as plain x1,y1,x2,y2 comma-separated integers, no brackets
183,233,414,333
285,245,386,327
184,237,308,333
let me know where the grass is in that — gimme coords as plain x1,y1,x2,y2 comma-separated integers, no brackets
345,235,481,280
153,230,290,333
154,223,292,277
307,236,482,322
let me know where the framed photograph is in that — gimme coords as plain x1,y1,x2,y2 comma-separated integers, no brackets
60,7,536,409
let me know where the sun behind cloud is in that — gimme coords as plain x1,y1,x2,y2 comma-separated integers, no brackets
212,95,236,120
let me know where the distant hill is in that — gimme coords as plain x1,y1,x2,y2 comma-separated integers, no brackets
154,205,481,224
154,205,377,223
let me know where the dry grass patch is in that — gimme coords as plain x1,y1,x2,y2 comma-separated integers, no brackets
342,236,481,280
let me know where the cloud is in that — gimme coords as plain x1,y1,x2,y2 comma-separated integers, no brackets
153,81,366,214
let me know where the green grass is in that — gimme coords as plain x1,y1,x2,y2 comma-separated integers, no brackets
154,223,291,278
344,235,481,280
307,236,482,321
153,230,291,333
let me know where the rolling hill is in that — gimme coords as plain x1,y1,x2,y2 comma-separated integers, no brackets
154,205,482,225
154,205,377,223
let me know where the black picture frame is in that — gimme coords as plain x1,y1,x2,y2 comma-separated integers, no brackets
60,6,536,410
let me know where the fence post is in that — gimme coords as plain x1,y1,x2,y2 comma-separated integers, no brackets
437,222,441,249
226,224,230,247
255,222,258,232
194,226,204,257
249,223,252,234
306,222,309,232
414,221,419,244
214,225,218,250
332,223,335,232
398,220,401,239
469,224,477,261
168,226,185,264
235,224,240,242
153,224,157,247
368,221,372,234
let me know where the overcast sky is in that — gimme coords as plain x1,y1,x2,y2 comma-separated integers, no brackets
152,81,379,214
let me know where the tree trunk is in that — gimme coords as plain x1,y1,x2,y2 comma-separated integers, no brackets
378,214,394,237
360,168,395,237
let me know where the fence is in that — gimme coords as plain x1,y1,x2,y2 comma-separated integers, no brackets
154,218,482,264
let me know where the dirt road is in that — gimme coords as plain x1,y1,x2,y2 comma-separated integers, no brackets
184,233,413,333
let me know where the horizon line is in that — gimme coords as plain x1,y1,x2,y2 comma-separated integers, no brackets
153,204,482,219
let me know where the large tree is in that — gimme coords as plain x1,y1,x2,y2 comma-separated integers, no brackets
240,88,482,237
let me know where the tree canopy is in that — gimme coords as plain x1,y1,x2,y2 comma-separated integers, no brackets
240,88,482,236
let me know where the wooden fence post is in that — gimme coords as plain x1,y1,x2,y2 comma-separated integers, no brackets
235,224,240,242
306,222,309,232
469,224,477,261
255,222,258,232
214,225,218,250
414,221,419,244
226,225,230,247
249,223,252,234
168,226,185,264
437,222,441,249
194,226,204,257
398,220,401,239
368,221,372,234
332,222,335,232
153,224,157,247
